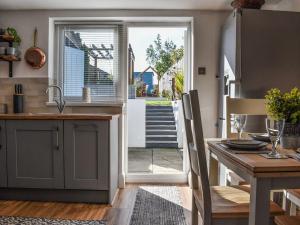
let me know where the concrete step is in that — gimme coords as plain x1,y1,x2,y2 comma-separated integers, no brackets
146,141,178,148
146,121,175,126
146,130,177,135
146,116,175,121
146,106,173,109
146,109,173,114
146,107,173,112
146,135,177,141
146,112,174,117
146,125,177,130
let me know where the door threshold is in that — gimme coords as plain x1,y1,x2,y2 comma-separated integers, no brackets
126,173,188,184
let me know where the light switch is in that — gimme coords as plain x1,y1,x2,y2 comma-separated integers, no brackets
198,67,206,75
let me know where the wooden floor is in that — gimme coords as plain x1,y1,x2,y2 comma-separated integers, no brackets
0,184,192,225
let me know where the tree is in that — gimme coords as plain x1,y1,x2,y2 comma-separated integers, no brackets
146,34,184,90
174,71,184,99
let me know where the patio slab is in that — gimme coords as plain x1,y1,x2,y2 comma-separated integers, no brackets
128,148,152,173
128,148,183,174
153,149,183,174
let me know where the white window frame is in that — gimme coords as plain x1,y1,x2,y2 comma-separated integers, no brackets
48,19,127,104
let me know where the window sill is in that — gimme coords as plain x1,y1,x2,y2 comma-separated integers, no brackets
46,101,124,107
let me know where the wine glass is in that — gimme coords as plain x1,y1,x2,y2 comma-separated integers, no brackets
265,118,285,158
232,114,247,139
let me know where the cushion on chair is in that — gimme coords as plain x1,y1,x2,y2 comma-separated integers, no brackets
194,186,284,219
275,216,300,225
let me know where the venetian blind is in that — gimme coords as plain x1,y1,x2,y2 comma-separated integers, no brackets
58,24,121,101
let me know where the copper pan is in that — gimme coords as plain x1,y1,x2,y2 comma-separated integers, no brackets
24,28,46,69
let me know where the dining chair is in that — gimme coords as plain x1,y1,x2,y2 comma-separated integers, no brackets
284,189,300,215
226,96,266,139
226,96,284,205
275,215,300,225
182,90,283,225
226,97,267,186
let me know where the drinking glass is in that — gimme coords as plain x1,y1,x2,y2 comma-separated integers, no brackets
232,114,247,139
265,118,285,158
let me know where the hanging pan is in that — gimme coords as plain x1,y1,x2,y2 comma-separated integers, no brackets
24,28,46,69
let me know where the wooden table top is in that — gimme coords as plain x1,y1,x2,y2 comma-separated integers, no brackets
208,141,300,174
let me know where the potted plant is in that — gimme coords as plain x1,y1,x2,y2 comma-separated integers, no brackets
231,0,265,9
265,88,300,149
5,27,21,56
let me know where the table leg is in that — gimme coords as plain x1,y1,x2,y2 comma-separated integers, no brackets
249,177,271,225
208,152,219,186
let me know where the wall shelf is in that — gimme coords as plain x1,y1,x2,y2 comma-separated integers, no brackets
0,55,21,62
0,35,20,78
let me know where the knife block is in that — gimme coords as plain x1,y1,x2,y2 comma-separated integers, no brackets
13,94,24,113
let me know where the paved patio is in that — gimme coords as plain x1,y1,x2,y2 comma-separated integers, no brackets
128,148,183,174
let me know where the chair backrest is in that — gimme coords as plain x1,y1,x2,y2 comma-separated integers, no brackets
182,90,212,225
226,96,267,138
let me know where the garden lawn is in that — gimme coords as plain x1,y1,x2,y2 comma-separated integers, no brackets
146,100,172,106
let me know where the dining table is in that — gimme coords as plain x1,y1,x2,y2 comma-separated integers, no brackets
207,140,300,225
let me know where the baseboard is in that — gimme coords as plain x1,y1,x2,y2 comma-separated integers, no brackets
125,174,188,184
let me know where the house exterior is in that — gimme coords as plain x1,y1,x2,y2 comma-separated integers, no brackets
134,71,154,95
159,59,184,94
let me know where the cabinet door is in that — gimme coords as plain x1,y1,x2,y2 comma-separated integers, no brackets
64,120,109,190
0,120,7,187
7,120,64,189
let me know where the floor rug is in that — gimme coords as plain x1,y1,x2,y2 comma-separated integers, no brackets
129,186,187,225
0,216,106,225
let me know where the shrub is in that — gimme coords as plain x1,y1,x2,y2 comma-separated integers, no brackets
265,88,300,124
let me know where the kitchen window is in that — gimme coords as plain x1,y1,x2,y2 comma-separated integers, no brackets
54,23,123,102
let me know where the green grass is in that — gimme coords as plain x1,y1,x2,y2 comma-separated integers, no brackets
146,100,172,106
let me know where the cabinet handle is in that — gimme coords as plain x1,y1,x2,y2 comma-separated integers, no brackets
55,127,59,150
0,126,2,150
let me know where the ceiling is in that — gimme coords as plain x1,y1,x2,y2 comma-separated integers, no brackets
0,0,298,10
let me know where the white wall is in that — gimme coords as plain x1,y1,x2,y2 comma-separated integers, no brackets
127,99,145,147
172,100,183,148
0,9,229,138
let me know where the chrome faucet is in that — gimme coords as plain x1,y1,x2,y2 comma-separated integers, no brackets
46,85,66,113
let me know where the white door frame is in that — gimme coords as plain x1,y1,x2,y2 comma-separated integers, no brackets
124,20,194,183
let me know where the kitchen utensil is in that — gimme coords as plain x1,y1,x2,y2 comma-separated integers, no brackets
222,139,268,150
231,114,247,139
265,118,286,158
0,47,5,55
82,87,91,103
0,104,8,114
13,94,24,113
248,133,270,142
15,84,23,94
6,47,16,56
24,28,46,69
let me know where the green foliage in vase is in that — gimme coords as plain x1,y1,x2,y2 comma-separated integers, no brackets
265,87,300,124
6,27,21,47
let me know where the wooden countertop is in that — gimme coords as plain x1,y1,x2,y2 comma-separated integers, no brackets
0,113,119,120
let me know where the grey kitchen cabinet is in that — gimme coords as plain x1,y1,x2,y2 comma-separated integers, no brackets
6,120,64,189
0,120,7,187
64,120,109,190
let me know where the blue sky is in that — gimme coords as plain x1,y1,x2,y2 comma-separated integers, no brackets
128,27,187,72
